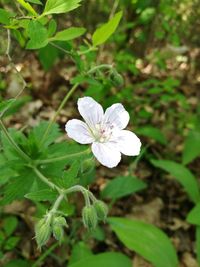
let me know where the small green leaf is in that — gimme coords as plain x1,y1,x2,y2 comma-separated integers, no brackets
4,236,20,250
25,189,58,201
26,20,48,49
43,0,82,16
3,216,18,236
108,217,178,267
51,27,86,41
151,159,200,203
16,0,38,16
101,176,147,200
48,19,57,37
92,11,123,46
187,203,200,225
136,126,167,145
182,130,200,165
0,8,13,25
58,161,79,188
69,252,132,267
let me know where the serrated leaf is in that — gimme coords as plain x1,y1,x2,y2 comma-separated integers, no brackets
182,130,200,165
25,189,58,201
151,159,200,203
1,172,35,205
16,0,38,16
136,126,167,145
58,161,79,188
26,20,48,49
108,217,178,267
43,0,82,16
51,27,86,41
92,11,123,46
101,176,147,200
187,203,200,225
68,252,132,267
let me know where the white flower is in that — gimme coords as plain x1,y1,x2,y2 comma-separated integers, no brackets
65,97,141,168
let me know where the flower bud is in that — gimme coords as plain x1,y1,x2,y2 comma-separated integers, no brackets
52,216,67,242
82,206,98,229
109,70,124,87
35,217,51,249
94,200,108,222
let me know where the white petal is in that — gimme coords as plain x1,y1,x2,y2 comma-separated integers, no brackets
104,103,129,130
115,130,141,156
91,142,121,168
78,97,104,128
65,119,94,144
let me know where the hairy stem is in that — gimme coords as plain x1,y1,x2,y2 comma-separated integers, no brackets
40,83,79,146
0,120,30,162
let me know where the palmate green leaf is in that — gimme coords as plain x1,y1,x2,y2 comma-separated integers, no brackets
0,171,35,205
101,176,147,200
151,159,200,203
187,203,200,225
42,0,82,16
108,217,178,267
182,129,200,165
50,27,86,41
26,20,48,49
92,11,123,46
136,126,167,145
68,252,132,267
58,161,79,188
25,189,58,201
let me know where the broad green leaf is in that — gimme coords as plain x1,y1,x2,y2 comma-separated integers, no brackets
3,216,18,236
38,44,59,71
50,27,86,41
69,242,93,265
101,176,147,200
187,203,200,225
108,217,178,267
69,252,132,267
136,126,167,145
26,20,48,49
0,8,13,25
43,0,82,16
16,0,38,16
4,236,20,250
92,11,123,46
151,159,200,203
26,0,42,5
25,189,58,201
182,130,200,165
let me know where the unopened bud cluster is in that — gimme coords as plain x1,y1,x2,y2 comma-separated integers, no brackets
82,200,108,229
35,214,67,249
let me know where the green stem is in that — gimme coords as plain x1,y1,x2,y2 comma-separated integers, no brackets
50,193,65,213
36,148,90,165
78,46,97,55
33,167,62,194
87,64,113,74
40,83,79,146
0,120,30,162
32,242,59,267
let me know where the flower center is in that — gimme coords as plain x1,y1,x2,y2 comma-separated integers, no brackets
91,122,113,143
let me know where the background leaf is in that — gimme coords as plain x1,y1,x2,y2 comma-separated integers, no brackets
187,203,200,225
92,11,123,46
43,0,82,16
101,176,147,200
108,217,179,267
136,126,167,145
182,129,200,165
68,252,132,267
151,159,200,203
